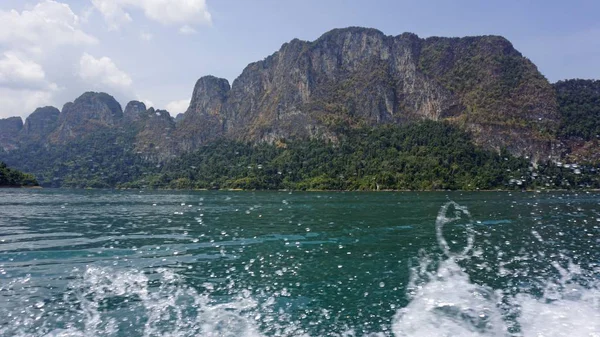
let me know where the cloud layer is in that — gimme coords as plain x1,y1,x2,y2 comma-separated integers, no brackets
166,99,190,114
0,52,56,91
0,0,209,119
92,0,212,30
0,0,97,118
79,53,133,91
0,0,97,53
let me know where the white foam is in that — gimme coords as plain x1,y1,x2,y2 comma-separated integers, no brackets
392,201,600,337
3,201,600,337
2,267,267,337
392,258,507,336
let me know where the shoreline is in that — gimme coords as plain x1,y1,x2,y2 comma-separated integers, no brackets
0,185,42,189
19,186,600,193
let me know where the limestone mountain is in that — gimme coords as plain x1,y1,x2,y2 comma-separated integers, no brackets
177,27,558,160
133,108,177,162
51,92,124,143
123,100,147,122
1,27,599,189
175,76,230,152
0,117,23,151
22,106,60,142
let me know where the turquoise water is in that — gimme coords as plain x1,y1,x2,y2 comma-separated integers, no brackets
0,189,599,336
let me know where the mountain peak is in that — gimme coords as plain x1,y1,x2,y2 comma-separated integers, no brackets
69,92,123,118
187,76,230,116
124,100,147,122
316,27,387,40
51,92,124,142
22,106,60,141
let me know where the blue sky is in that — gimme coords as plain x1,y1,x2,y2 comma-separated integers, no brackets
0,0,598,119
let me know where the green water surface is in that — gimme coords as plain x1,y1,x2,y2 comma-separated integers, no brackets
0,190,599,336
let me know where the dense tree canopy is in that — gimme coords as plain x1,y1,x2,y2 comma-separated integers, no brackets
0,162,38,187
123,121,598,190
555,79,600,140
1,121,597,190
0,129,150,188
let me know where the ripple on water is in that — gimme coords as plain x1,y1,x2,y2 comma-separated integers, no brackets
1,190,600,336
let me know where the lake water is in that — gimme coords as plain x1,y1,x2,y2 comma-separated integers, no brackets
0,189,599,336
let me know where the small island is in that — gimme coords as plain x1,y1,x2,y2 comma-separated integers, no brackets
0,161,39,187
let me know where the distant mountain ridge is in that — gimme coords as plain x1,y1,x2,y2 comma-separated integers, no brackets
0,27,599,173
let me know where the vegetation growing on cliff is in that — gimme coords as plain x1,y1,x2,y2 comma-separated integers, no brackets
122,121,598,191
418,36,558,137
1,129,149,188
1,121,597,190
555,79,600,140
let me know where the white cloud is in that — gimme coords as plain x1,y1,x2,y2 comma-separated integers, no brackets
139,97,154,108
0,52,60,118
0,52,46,88
179,25,197,35
138,0,211,26
91,0,132,30
78,53,133,90
0,88,57,119
0,1,91,118
0,1,97,54
140,32,153,41
165,99,190,114
92,0,211,30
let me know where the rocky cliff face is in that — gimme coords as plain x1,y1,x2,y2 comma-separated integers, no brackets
22,106,60,142
134,108,177,162
123,101,147,122
0,117,23,151
177,27,559,159
418,35,559,160
175,76,229,152
218,28,461,143
0,27,586,164
51,92,123,143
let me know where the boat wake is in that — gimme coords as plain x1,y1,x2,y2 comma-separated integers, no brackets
393,201,600,336
2,202,599,337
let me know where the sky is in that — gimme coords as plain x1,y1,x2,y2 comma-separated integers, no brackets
0,0,599,120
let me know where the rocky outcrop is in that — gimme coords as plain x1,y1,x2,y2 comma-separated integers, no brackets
187,76,230,117
134,108,177,161
418,35,559,160
22,106,60,142
123,101,147,122
175,76,230,151
51,92,123,143
0,117,23,151
218,28,461,143
553,79,600,163
178,27,558,159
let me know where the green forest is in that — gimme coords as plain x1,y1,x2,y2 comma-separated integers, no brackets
126,121,597,190
555,79,600,140
0,162,38,187
2,121,596,190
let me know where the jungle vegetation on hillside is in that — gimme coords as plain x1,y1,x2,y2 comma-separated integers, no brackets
555,79,600,140
1,121,597,190
126,121,596,190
